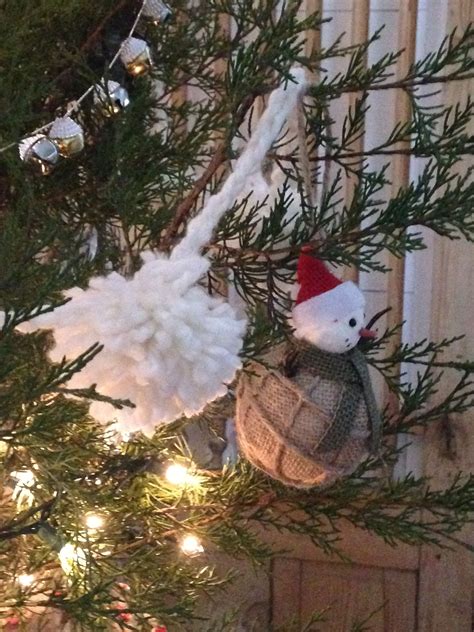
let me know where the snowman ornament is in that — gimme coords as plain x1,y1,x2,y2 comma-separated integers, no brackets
235,251,382,489
292,251,377,353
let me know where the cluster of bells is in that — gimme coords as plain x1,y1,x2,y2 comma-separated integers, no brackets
18,0,172,175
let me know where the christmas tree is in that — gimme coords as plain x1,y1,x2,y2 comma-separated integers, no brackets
1,1,474,629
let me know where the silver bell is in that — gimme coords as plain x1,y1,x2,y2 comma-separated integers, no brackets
120,37,153,76
142,0,172,24
49,116,85,157
19,134,60,175
94,80,130,116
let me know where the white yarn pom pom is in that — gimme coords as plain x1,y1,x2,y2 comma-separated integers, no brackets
21,253,246,435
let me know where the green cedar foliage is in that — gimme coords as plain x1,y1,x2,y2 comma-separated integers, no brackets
0,0,473,629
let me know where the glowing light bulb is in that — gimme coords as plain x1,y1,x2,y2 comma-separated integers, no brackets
132,63,147,76
165,463,190,486
165,462,201,487
11,470,36,486
11,470,36,509
58,543,87,576
17,573,35,587
84,512,105,531
180,534,204,557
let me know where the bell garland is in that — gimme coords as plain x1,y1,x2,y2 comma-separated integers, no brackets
14,0,169,173
19,117,85,173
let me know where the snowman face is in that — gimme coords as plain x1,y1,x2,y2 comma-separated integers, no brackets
302,307,366,354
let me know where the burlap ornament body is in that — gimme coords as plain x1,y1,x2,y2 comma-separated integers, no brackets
235,341,381,488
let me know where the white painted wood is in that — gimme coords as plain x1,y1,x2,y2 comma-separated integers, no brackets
360,5,398,294
325,0,399,11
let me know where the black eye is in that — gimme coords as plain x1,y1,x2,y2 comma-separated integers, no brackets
349,318,357,327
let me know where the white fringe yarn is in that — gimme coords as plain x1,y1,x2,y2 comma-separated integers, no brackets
171,66,308,260
15,66,309,434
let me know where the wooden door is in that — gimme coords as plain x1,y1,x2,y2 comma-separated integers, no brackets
271,528,418,630
268,1,474,630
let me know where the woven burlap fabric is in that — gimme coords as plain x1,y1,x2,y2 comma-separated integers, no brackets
235,341,381,488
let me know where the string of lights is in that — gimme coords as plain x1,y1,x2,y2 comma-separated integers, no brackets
8,458,205,571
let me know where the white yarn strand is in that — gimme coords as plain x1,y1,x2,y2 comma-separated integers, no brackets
171,66,308,260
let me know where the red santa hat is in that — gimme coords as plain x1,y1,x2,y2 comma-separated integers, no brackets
293,252,365,325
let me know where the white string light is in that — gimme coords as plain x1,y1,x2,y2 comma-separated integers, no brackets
11,470,36,509
58,543,88,576
180,534,204,557
0,0,161,156
84,512,106,531
17,574,35,588
165,463,189,485
164,463,201,487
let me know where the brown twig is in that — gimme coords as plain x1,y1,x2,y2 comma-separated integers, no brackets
161,91,268,250
162,145,227,249
273,146,474,163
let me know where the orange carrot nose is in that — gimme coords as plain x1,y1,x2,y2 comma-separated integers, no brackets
359,327,377,339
